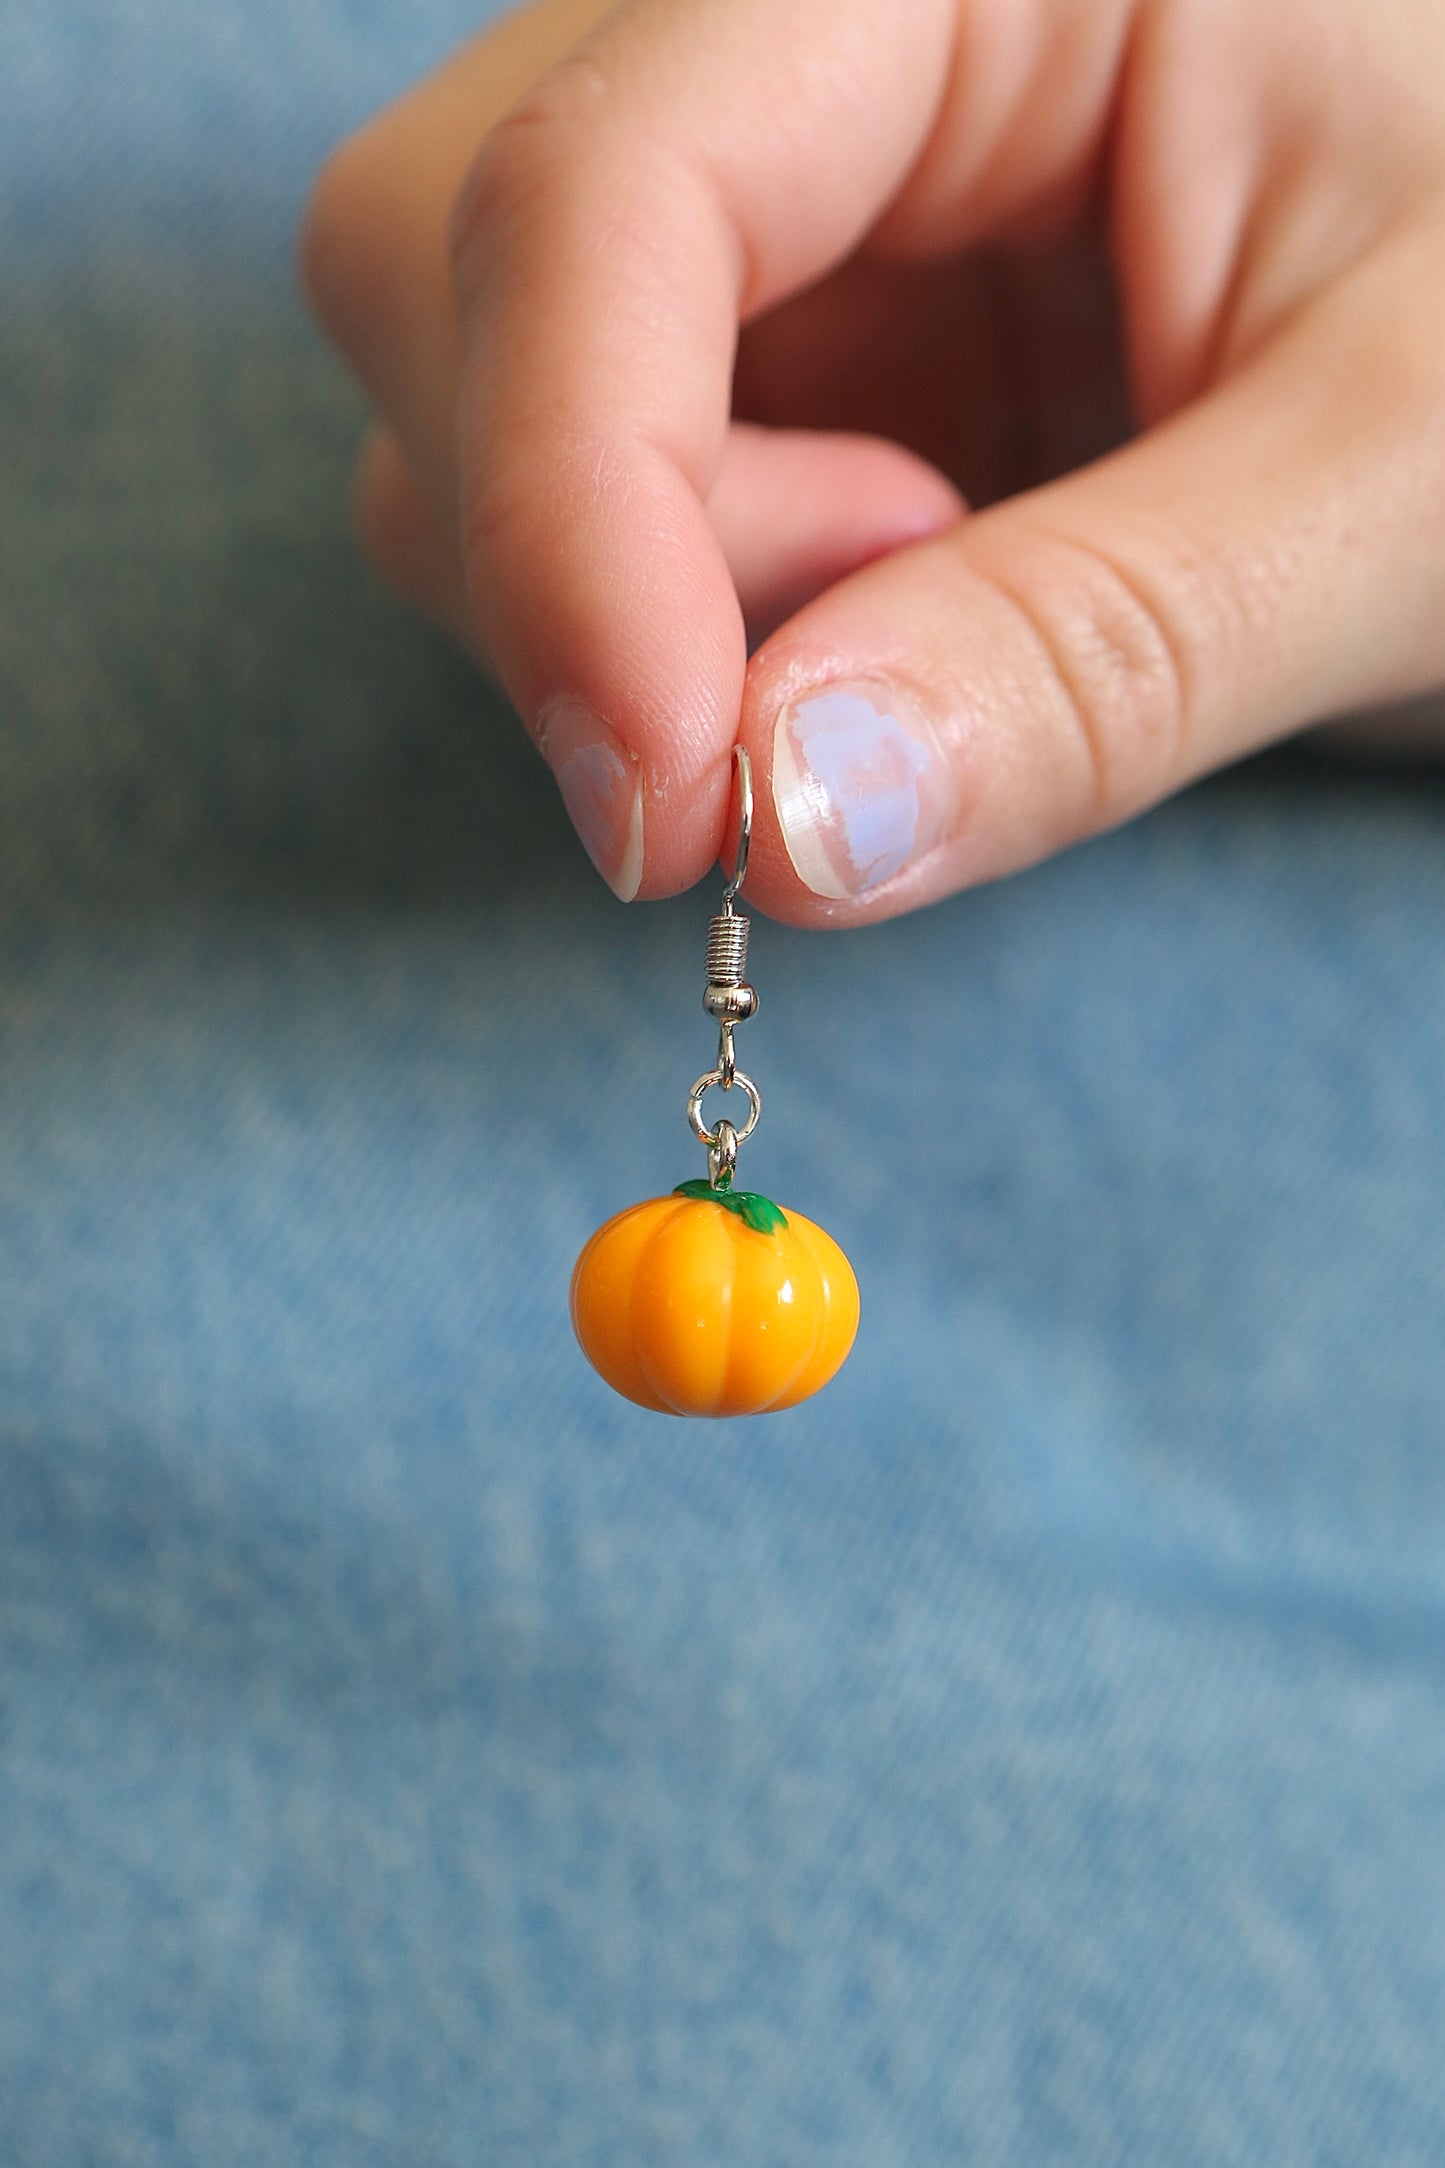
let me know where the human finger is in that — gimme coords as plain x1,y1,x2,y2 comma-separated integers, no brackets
706,425,964,649
353,427,476,648
354,412,966,663
734,218,1445,924
448,0,970,898
301,0,618,528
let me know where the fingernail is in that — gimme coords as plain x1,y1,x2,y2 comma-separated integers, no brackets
537,696,644,902
771,679,951,899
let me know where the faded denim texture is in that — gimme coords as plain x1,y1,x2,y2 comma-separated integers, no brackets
4,4,1445,2163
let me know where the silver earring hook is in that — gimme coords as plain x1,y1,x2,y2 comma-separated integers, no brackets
690,743,761,1185
721,743,752,908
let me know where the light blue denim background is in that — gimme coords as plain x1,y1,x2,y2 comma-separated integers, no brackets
4,5,1445,2163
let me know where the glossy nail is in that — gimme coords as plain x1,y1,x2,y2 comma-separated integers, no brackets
771,680,950,899
538,696,644,902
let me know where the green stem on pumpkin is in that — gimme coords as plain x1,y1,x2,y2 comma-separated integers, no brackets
672,1177,788,1235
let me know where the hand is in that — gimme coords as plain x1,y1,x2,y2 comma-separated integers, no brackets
302,0,1445,921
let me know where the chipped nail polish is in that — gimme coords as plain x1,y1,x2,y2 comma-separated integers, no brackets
771,680,949,899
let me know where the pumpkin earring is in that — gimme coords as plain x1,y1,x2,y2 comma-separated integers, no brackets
570,745,860,1417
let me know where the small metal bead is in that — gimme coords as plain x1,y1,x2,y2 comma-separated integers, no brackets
703,982,759,1023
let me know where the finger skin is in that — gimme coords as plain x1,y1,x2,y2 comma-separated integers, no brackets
302,0,964,815
447,0,966,898
357,415,966,663
738,216,1445,927
300,0,618,529
310,0,1445,924
708,427,964,650
354,428,477,649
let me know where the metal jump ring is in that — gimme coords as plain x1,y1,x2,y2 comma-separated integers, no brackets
722,744,752,906
708,1120,739,1190
687,1066,761,1148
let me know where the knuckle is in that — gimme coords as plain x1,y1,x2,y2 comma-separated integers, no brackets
457,455,539,626
989,526,1213,825
447,50,615,281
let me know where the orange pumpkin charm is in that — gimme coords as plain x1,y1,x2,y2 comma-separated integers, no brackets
571,1181,859,1417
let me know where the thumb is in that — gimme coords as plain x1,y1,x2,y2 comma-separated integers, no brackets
739,221,1445,925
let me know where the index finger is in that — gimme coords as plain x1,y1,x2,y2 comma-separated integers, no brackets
449,0,955,898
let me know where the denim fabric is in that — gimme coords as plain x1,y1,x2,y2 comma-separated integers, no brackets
4,5,1445,2164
